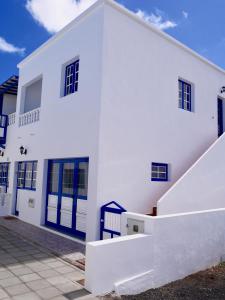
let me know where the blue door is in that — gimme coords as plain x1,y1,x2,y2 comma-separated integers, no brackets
45,158,89,240
218,98,224,137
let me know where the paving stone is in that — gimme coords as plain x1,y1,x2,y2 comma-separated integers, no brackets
55,266,75,274
26,279,51,291
51,296,68,300
0,270,13,280
12,291,42,300
17,255,35,263
26,262,50,272
7,263,25,270
11,266,33,276
47,276,70,286
5,283,31,296
0,257,18,265
0,276,21,288
38,269,60,278
47,261,66,268
57,282,81,293
64,271,85,282
36,286,62,299
0,288,8,299
19,273,42,283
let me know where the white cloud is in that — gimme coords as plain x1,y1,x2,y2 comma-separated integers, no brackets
25,0,97,34
0,37,25,55
182,11,188,19
136,9,177,31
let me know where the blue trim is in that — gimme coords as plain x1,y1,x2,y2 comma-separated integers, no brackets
179,79,192,112
218,98,223,137
100,201,126,240
45,157,89,240
151,162,168,182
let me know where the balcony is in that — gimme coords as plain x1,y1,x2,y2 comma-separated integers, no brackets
19,108,40,127
8,113,16,126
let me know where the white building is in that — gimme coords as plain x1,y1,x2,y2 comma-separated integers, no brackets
1,0,225,242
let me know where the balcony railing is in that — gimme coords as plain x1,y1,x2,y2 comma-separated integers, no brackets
8,113,16,126
19,108,40,127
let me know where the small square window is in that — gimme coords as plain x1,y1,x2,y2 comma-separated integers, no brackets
151,163,168,182
178,79,192,112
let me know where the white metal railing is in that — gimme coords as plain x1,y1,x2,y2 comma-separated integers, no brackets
8,113,16,126
19,108,40,127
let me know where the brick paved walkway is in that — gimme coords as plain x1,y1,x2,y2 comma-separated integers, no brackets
0,226,96,300
0,218,85,265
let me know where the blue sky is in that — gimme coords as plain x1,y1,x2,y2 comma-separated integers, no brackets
1,0,225,83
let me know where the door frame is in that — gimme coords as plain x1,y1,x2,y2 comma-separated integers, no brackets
45,157,89,240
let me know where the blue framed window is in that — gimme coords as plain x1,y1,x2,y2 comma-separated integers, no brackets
64,60,79,96
0,163,9,187
151,162,168,182
17,161,37,190
178,79,192,112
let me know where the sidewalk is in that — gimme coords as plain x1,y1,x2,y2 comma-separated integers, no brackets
0,223,97,300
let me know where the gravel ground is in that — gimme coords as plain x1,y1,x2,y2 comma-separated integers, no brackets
115,262,225,300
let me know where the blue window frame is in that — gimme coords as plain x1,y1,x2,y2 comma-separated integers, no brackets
151,162,168,182
178,79,192,112
0,163,9,188
17,161,37,190
64,60,79,96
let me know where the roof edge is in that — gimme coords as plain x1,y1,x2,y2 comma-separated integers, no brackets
18,0,225,76
17,0,105,68
105,0,225,76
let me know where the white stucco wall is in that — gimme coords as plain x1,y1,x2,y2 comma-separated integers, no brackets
85,234,153,295
86,208,225,295
96,2,225,220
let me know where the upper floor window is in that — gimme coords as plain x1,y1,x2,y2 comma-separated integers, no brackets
64,60,79,96
151,162,168,182
178,79,192,112
17,161,37,190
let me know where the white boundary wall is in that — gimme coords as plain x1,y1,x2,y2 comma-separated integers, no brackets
85,208,225,295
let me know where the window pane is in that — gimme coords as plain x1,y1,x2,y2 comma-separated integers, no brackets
152,166,158,172
159,173,166,179
77,161,89,197
62,163,74,195
151,172,158,178
49,163,59,193
32,162,37,189
25,162,32,189
17,162,25,188
158,166,166,172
